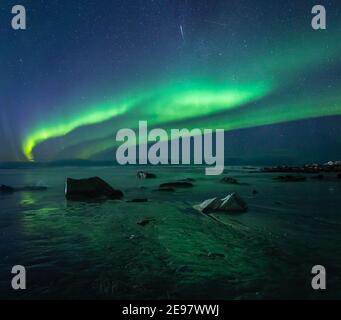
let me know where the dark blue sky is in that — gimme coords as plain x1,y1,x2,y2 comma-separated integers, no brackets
1,0,341,163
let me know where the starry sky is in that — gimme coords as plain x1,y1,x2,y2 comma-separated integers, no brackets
1,0,341,163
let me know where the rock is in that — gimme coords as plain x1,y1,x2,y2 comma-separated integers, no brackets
137,218,155,226
194,197,223,213
220,177,250,185
159,181,194,188
273,175,306,182
155,187,176,192
199,252,225,259
65,177,123,200
207,252,225,258
219,193,248,212
194,192,248,214
220,177,239,184
0,185,15,194
252,190,259,195
128,198,148,203
137,171,157,179
311,174,324,180
180,178,196,182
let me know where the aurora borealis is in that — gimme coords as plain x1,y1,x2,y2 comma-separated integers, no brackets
1,0,341,162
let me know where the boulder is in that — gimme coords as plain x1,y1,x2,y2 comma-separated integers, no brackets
219,193,248,212
0,185,15,194
194,192,248,214
160,181,193,188
137,171,157,179
194,197,222,213
65,177,123,200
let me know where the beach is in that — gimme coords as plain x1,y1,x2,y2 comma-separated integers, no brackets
1,165,341,299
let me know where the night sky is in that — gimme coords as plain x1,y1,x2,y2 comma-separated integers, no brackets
1,0,341,163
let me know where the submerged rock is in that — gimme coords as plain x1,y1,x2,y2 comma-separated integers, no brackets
65,177,123,200
338,173,341,179
155,187,176,192
137,171,157,179
194,192,248,214
220,177,239,184
0,185,15,194
199,251,225,259
220,177,250,185
137,218,155,226
273,175,306,182
128,198,148,203
160,181,194,188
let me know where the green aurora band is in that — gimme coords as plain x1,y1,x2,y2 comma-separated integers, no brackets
22,80,341,161
22,26,341,161
22,81,271,160
53,90,341,161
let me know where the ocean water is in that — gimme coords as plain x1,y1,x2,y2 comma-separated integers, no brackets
0,166,341,299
